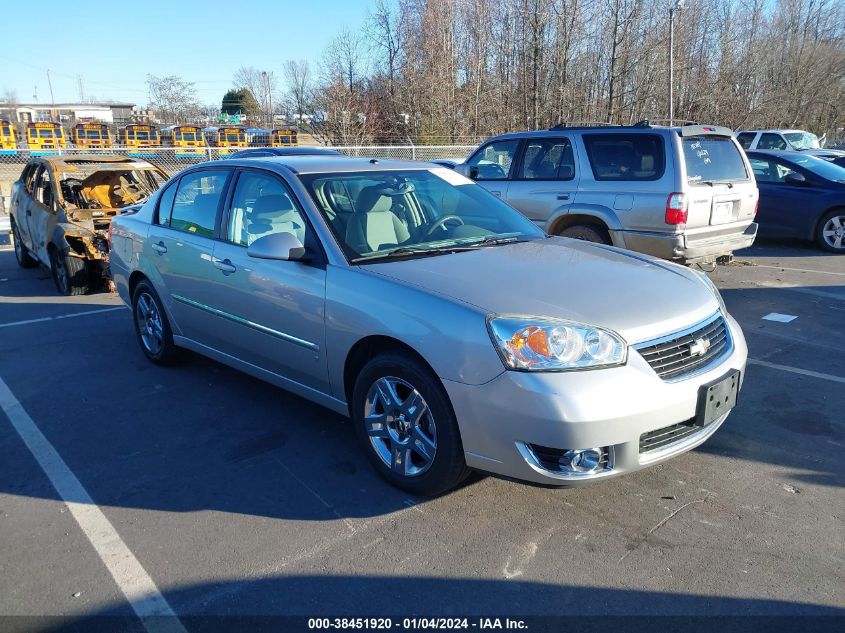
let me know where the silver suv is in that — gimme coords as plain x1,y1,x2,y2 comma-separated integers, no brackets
455,123,759,264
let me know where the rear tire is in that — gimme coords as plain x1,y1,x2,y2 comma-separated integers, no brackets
50,248,88,296
352,353,470,496
11,220,37,268
816,209,845,253
132,280,180,365
559,224,612,245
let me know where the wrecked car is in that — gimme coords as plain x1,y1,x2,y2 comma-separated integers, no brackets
9,155,169,295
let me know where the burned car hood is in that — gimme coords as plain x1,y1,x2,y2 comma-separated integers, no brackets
360,237,720,344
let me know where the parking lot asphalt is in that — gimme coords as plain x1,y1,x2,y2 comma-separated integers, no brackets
0,239,843,630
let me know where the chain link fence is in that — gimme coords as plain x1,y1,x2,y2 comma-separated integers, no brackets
0,145,474,213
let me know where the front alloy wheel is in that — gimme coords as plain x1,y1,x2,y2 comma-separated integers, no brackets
365,376,437,477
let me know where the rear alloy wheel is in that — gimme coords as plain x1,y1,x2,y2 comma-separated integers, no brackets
49,249,88,296
353,353,470,496
560,224,611,245
11,220,37,268
817,210,845,253
132,280,179,365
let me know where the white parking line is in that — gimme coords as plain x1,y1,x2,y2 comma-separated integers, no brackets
0,306,125,329
748,358,845,384
752,263,845,277
0,376,187,633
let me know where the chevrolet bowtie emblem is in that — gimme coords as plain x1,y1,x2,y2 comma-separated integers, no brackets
689,337,711,357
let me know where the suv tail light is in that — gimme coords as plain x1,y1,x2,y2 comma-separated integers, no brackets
754,198,759,218
665,192,689,226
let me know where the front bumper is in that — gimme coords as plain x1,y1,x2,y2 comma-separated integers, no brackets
442,313,747,486
620,223,757,263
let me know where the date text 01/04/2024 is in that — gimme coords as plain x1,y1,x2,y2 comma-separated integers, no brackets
307,618,528,630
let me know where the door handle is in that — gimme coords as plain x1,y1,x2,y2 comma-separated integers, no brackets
26,209,32,216
213,258,236,275
557,194,570,201
492,191,502,197
151,241,167,255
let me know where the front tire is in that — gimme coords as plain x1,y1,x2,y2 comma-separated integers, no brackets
11,220,37,268
352,353,470,496
50,248,88,296
132,280,180,365
817,209,845,253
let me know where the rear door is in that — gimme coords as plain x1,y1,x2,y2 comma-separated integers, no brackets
505,136,579,227
25,165,58,264
463,139,521,200
144,167,233,344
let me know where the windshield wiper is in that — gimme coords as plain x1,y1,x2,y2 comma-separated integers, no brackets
351,246,460,263
699,180,734,188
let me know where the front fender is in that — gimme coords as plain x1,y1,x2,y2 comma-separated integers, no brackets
51,224,106,260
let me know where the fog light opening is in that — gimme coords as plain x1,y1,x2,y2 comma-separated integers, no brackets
560,448,604,473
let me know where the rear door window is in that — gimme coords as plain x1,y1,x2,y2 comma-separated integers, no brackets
683,136,749,184
736,132,756,149
583,134,665,181
517,138,575,180
169,170,230,237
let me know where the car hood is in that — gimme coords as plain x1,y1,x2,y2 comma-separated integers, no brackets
360,237,720,345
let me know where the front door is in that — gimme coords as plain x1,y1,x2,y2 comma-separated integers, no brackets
505,136,578,226
464,139,521,200
25,165,57,264
748,156,820,237
209,169,329,392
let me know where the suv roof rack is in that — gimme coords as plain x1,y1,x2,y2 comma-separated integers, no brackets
549,121,621,130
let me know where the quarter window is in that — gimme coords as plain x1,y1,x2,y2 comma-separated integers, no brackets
517,138,575,180
736,133,756,149
226,172,307,247
466,140,520,180
169,170,229,237
583,134,665,181
156,181,179,225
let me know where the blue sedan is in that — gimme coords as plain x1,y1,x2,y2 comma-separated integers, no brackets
746,150,845,253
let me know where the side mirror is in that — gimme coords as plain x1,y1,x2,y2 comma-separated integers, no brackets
454,163,477,180
784,172,807,186
247,232,309,262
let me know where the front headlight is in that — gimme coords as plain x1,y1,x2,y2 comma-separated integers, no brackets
695,271,727,313
487,316,627,371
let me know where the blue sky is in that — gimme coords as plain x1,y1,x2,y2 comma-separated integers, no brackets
0,0,378,107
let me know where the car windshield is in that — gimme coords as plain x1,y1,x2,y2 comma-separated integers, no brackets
299,168,544,262
783,154,845,182
683,136,749,184
784,132,820,150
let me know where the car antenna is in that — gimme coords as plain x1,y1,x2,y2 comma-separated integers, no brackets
370,158,379,164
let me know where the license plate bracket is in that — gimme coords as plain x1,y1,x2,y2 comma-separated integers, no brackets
695,369,740,427
711,200,734,224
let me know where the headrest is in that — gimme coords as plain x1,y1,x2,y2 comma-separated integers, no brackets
252,194,293,218
356,186,394,214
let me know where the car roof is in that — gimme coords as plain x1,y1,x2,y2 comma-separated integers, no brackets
32,155,159,170
200,156,435,175
745,149,821,160
739,129,807,134
229,146,342,158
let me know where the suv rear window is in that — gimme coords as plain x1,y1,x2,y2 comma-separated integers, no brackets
583,134,664,181
683,136,749,184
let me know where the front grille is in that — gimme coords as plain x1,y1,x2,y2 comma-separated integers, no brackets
528,444,610,473
639,419,699,453
635,314,730,381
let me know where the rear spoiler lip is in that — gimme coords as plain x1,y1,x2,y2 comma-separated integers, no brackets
679,125,735,138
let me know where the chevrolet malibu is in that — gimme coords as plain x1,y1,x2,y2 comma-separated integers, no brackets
109,157,747,496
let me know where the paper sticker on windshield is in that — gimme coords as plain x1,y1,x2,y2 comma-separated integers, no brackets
429,167,473,186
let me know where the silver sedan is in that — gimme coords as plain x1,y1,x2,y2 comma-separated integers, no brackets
109,157,747,496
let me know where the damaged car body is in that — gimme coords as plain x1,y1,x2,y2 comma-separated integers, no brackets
10,155,168,295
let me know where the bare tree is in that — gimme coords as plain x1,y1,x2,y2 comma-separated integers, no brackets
233,66,278,127
283,60,314,124
146,75,201,124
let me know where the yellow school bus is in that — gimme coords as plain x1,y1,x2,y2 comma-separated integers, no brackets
27,122,66,154
120,124,161,156
214,126,248,155
161,125,205,157
270,128,298,147
73,123,113,148
0,119,16,155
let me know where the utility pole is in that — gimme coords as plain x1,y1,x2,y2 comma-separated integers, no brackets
668,0,685,127
77,75,85,102
46,69,55,105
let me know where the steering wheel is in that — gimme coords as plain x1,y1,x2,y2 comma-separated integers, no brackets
424,214,465,238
